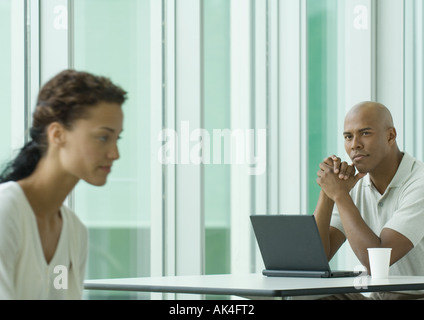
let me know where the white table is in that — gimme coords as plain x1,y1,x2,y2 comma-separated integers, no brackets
84,273,424,298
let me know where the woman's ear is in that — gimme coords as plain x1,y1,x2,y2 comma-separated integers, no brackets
47,122,66,147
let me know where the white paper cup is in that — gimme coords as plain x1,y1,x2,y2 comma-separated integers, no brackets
367,248,392,279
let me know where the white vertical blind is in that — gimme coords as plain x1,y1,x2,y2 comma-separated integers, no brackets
375,0,405,149
230,0,254,275
150,0,166,278
278,0,308,214
39,0,70,82
174,0,205,277
252,0,269,271
404,0,424,159
10,0,26,151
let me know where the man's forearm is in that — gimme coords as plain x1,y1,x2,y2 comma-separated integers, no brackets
313,190,335,259
334,194,381,269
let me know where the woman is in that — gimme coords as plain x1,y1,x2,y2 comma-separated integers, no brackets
0,70,127,299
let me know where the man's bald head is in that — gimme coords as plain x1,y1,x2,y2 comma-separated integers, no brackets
345,101,394,130
343,101,400,174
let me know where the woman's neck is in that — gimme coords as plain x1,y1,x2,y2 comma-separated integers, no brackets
18,157,79,219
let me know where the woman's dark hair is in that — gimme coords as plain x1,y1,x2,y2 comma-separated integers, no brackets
0,69,127,183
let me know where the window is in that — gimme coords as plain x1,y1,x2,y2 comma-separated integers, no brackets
203,0,231,275
73,0,151,299
0,0,12,164
1,0,26,169
307,0,339,215
4,0,424,300
404,0,424,160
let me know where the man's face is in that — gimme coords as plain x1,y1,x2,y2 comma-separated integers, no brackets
343,108,392,174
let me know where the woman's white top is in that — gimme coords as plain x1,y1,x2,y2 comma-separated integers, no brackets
0,181,88,299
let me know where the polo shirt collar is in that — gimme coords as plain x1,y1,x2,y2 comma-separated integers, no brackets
389,152,415,187
362,152,415,189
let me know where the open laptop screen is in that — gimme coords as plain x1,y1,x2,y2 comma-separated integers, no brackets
250,215,330,273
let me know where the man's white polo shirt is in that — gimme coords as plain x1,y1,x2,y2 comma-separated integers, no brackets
331,152,424,277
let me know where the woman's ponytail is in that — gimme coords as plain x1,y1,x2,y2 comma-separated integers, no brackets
0,140,42,183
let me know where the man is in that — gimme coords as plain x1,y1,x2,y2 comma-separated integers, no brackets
314,101,424,299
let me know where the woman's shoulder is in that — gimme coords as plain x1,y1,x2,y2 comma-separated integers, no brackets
0,182,28,216
0,182,26,240
0,181,23,198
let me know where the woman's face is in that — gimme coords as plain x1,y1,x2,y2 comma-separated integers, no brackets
58,102,124,186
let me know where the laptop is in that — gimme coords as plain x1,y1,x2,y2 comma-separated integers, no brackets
250,215,360,278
